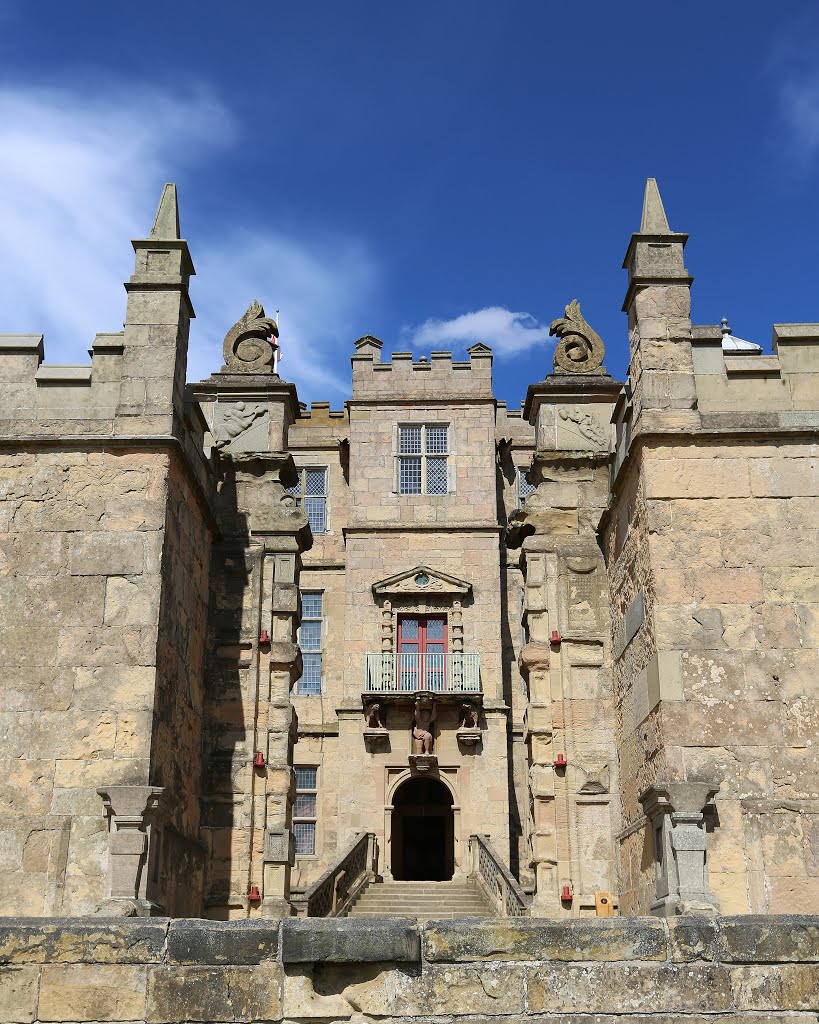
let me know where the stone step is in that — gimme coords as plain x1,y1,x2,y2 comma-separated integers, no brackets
356,894,489,901
353,903,489,913
363,884,479,894
346,879,495,918
349,911,492,919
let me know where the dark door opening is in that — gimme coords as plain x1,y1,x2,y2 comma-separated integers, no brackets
391,777,454,881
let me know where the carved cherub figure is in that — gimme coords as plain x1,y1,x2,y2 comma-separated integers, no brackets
364,701,385,730
412,696,437,754
459,701,478,729
214,400,265,449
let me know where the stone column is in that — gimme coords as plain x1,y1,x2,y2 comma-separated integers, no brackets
96,786,175,916
519,640,558,914
508,303,620,917
257,531,307,918
639,779,721,917
192,304,310,918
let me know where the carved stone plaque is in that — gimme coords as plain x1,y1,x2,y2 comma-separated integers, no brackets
564,557,602,631
264,827,295,864
555,406,607,452
213,401,269,453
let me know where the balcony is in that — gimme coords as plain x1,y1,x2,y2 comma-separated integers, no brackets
364,652,481,694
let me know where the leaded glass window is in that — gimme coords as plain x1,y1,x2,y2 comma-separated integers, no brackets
295,591,323,695
287,467,328,533
294,766,318,856
517,467,535,508
397,424,450,494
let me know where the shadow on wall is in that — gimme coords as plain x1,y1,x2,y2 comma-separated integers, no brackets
198,460,253,920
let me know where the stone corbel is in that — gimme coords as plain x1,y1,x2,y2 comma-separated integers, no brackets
639,779,721,917
456,699,481,748
363,700,389,752
96,785,175,916
408,754,438,774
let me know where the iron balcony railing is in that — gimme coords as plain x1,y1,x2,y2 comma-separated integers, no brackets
364,652,481,694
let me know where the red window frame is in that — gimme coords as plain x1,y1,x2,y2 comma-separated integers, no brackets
397,615,448,691
397,615,448,653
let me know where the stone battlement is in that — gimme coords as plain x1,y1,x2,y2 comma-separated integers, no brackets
351,343,494,401
690,323,819,417
0,915,816,1022
0,333,130,436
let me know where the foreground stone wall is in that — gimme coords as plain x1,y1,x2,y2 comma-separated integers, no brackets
0,915,816,1022
0,447,174,916
607,179,819,919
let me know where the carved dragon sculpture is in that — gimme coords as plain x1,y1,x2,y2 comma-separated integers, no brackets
222,300,279,373
549,299,605,374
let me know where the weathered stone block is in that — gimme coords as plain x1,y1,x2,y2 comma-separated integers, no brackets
719,915,819,963
0,919,167,965
146,964,282,1023
166,918,279,965
527,962,733,1014
644,458,751,499
393,962,528,1019
0,966,38,1023
423,917,666,962
730,963,819,1011
104,575,160,627
667,916,720,961
282,917,420,963
38,963,147,1021
69,533,145,576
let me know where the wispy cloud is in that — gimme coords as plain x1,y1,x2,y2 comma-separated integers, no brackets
0,84,376,398
779,71,819,165
193,230,375,393
408,306,554,357
768,11,819,169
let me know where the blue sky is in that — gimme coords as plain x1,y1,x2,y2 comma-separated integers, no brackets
1,2,819,406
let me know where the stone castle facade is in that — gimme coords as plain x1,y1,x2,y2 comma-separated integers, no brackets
1,178,817,924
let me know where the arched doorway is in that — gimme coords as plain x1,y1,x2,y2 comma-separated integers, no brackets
391,777,454,881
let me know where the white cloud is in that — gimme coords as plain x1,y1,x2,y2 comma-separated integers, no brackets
193,230,375,394
408,306,554,357
779,71,819,164
0,84,375,399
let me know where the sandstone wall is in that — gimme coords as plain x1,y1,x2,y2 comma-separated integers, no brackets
639,437,818,914
0,447,174,915
612,181,819,919
0,915,816,1022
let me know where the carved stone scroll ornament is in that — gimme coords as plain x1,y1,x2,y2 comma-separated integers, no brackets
550,299,605,374
222,300,280,373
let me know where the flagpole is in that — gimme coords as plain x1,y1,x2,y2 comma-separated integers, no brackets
274,308,280,374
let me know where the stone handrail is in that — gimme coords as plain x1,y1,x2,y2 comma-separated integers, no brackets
468,833,529,917
292,831,377,918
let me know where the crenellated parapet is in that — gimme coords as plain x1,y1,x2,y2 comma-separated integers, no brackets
689,322,819,422
0,331,125,436
351,342,494,401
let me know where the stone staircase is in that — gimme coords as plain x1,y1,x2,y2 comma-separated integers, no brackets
346,879,494,919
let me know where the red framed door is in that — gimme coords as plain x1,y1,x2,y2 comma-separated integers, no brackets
397,615,447,691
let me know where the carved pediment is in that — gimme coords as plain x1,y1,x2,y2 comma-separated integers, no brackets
372,565,472,599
